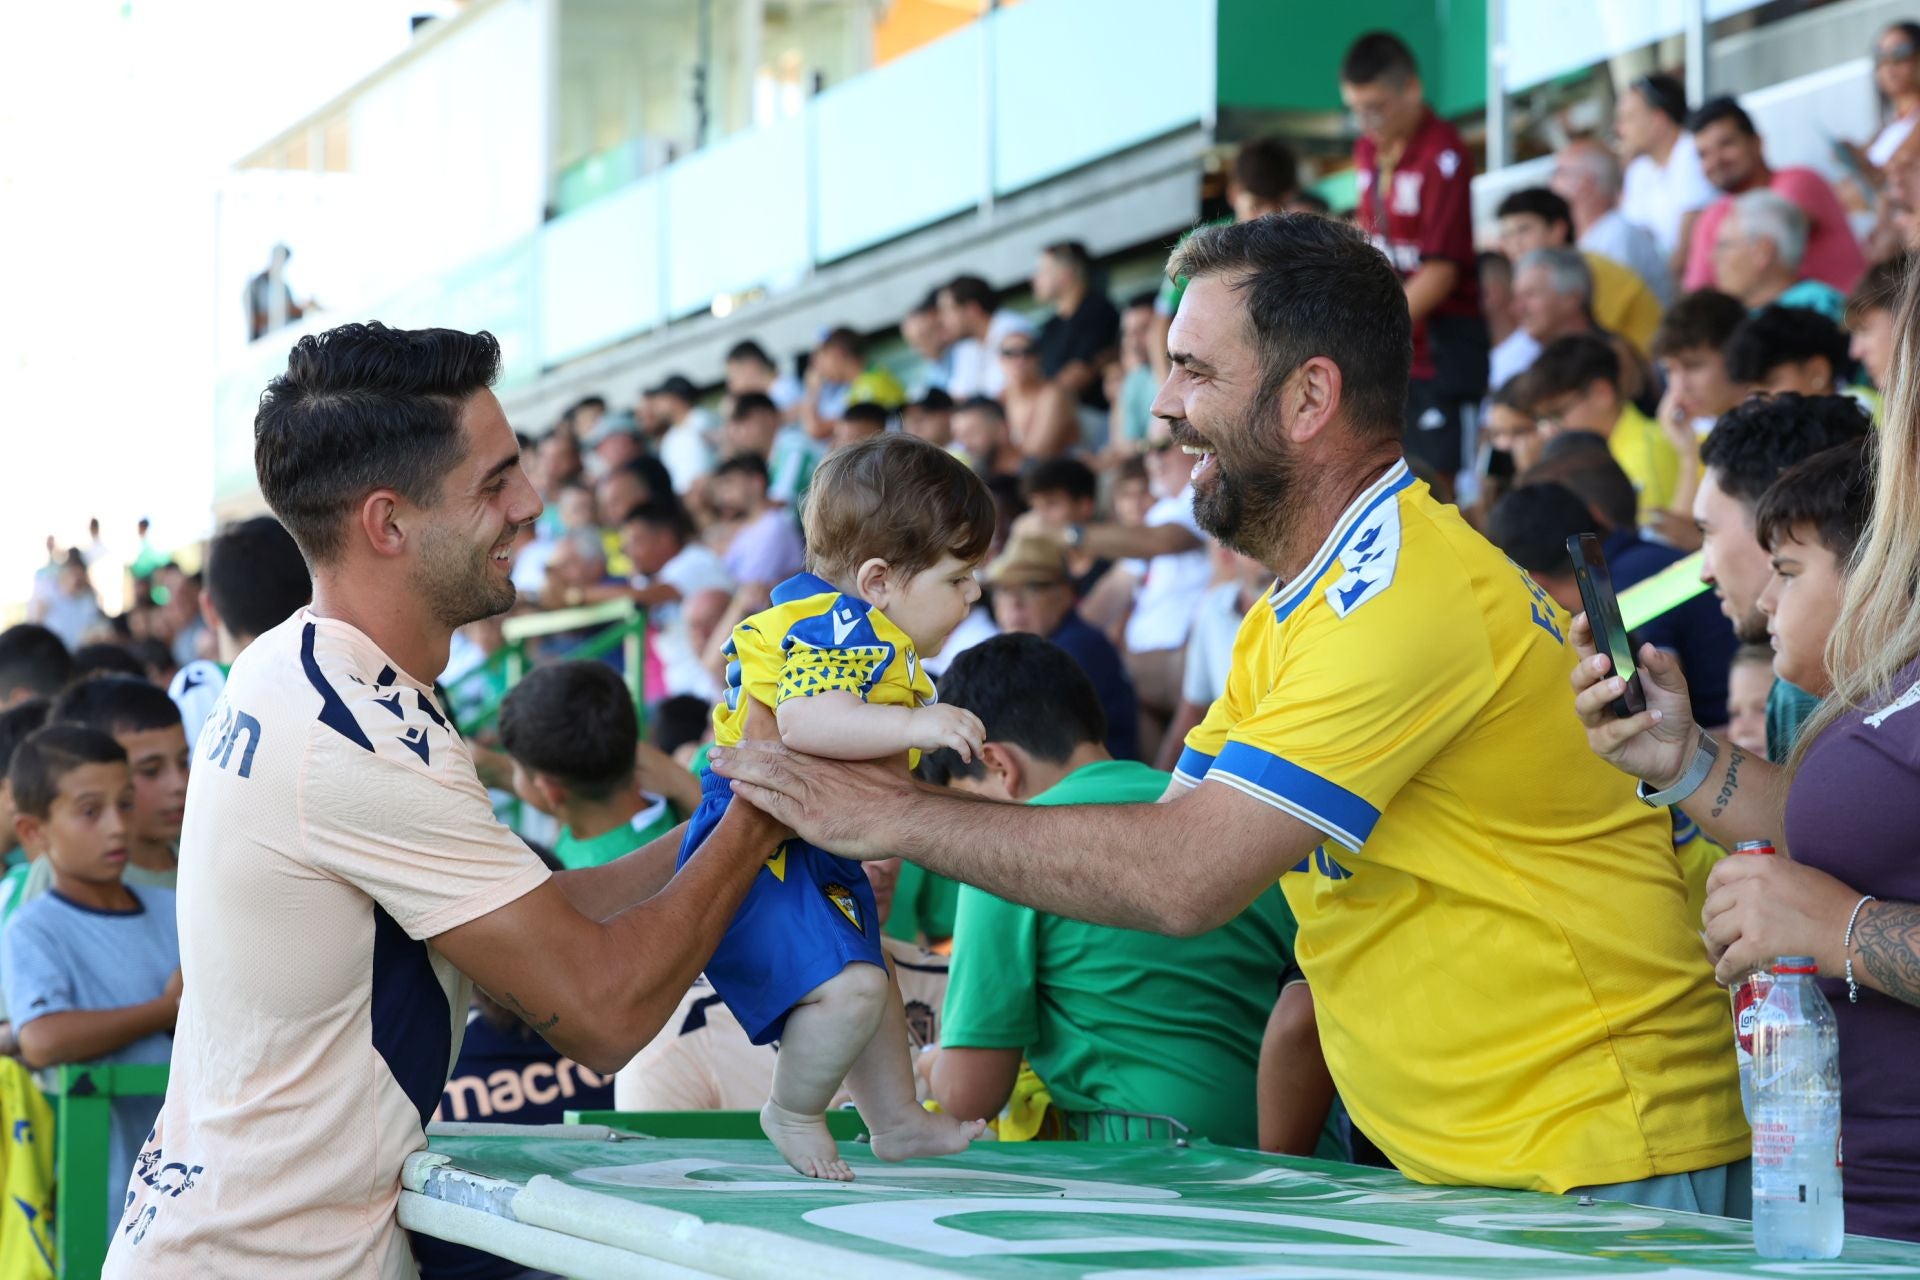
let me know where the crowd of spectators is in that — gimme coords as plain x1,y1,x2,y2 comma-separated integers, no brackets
10,20,1920,1269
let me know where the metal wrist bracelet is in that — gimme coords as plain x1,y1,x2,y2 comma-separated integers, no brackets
1636,730,1719,808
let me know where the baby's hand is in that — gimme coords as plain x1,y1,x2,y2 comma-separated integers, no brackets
907,704,986,762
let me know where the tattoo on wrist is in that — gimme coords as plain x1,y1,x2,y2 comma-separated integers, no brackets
501,991,562,1034
1710,745,1745,818
1854,902,1920,1008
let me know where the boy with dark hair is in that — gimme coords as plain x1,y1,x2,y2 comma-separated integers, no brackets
1494,188,1664,362
1723,304,1853,395
1752,438,1875,702
0,625,72,708
919,633,1338,1155
1844,252,1910,392
689,432,993,1178
1517,333,1685,521
3,724,180,1215
47,676,188,891
498,661,678,870
1696,393,1871,758
170,515,311,746
1650,288,1750,431
835,400,891,450
1724,643,1774,756
1021,458,1109,596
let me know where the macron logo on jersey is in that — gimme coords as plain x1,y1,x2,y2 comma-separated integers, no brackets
830,607,860,646
1324,500,1402,619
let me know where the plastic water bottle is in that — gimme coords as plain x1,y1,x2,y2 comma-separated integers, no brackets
1728,840,1777,1119
1750,956,1844,1260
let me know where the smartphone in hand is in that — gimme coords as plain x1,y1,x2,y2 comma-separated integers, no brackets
1567,533,1647,719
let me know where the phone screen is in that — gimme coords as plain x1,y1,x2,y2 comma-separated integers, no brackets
1567,533,1647,718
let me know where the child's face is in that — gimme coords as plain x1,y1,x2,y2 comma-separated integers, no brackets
878,554,982,654
1112,477,1153,526
28,762,134,885
118,723,190,845
1756,526,1847,697
1725,660,1772,756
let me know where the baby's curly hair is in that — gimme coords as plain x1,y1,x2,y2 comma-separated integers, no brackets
802,434,995,583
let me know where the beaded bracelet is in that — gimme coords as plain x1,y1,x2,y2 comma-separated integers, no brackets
1844,894,1877,1004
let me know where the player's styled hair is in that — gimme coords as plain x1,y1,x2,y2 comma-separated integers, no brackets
915,634,1107,786
9,723,126,821
801,434,994,585
497,661,638,803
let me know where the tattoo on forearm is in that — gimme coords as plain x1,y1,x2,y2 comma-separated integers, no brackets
1710,746,1746,818
1854,903,1920,1008
500,991,561,1034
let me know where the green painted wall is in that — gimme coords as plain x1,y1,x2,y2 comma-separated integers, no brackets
1216,0,1486,119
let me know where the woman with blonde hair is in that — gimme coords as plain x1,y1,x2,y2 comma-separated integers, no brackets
1568,258,1920,1242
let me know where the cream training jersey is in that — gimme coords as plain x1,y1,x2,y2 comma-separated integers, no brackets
105,611,549,1279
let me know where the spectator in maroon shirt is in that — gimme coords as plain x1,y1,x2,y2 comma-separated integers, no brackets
1340,31,1487,482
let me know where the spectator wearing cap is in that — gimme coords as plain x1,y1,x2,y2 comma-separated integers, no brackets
1616,73,1717,281
1554,138,1673,306
902,387,956,447
986,537,1139,763
903,291,955,397
939,275,1034,400
1724,304,1854,397
1341,30,1486,480
644,374,719,495
800,326,905,443
1495,188,1663,371
723,339,802,414
952,396,1024,479
1712,189,1849,322
1684,96,1865,294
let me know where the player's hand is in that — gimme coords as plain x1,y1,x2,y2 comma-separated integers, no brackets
709,742,916,860
907,705,986,763
1568,614,1696,787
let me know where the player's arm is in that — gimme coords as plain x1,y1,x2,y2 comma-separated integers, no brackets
931,1047,1022,1122
1258,981,1336,1156
549,817,688,921
713,745,1317,936
433,798,783,1075
775,690,983,763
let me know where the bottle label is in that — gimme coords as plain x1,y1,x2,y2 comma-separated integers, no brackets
1733,972,1772,1055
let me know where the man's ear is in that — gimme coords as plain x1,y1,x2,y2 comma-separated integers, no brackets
976,741,1024,802
1807,355,1834,393
535,774,571,816
1285,357,1345,445
357,490,408,560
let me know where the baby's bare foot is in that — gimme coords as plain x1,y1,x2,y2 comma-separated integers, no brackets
761,1100,853,1181
868,1107,986,1162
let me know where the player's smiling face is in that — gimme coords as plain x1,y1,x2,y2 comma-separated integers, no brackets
410,390,544,629
870,553,981,654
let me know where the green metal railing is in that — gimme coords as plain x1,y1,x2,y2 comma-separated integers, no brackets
44,1062,170,1280
566,1109,869,1142
443,599,648,738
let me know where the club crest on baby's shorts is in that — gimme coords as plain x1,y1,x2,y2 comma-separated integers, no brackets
823,882,864,933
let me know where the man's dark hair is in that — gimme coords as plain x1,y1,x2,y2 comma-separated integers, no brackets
1125,290,1158,312
915,634,1106,786
497,661,637,802
1486,483,1602,575
1846,253,1912,326
956,395,1007,423
725,339,776,369
622,498,695,542
1043,241,1093,283
1724,306,1853,384
842,402,891,432
714,452,772,485
9,723,127,821
1688,95,1757,138
1632,73,1689,125
820,327,864,359
51,674,183,737
1754,437,1875,567
1167,214,1411,439
567,395,607,418
1700,393,1872,507
255,322,502,564
71,644,149,683
0,700,51,779
1023,457,1098,504
1340,30,1417,86
206,516,311,643
0,625,73,702
1651,289,1747,359
942,274,997,315
1520,333,1622,402
1232,137,1301,204
1495,188,1575,240
649,694,713,757
614,455,678,509
730,391,778,421
1521,450,1640,532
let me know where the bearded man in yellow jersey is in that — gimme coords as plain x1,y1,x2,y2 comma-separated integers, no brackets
713,214,1750,1212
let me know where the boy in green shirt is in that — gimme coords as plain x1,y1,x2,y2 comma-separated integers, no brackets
498,661,678,869
920,634,1340,1155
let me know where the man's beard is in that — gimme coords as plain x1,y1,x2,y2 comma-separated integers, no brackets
413,523,518,630
1186,402,1298,559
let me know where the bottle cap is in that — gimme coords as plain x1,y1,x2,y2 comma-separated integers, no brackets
1772,955,1818,975
1732,840,1777,856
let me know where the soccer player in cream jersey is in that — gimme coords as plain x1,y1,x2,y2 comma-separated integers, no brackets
684,434,990,1179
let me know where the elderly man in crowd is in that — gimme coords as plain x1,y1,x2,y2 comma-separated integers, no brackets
1712,188,1849,322
1554,137,1673,305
